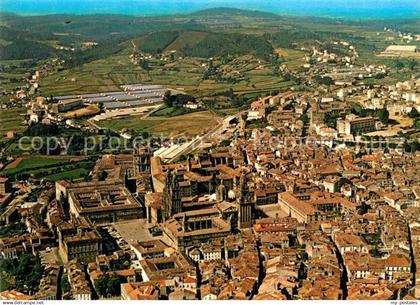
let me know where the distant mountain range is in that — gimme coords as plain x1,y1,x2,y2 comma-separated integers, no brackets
1,0,418,19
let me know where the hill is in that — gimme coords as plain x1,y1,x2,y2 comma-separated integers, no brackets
165,30,209,51
178,32,274,59
0,40,55,60
133,29,274,59
0,25,54,42
0,13,205,42
189,7,280,19
138,31,180,54
134,30,209,53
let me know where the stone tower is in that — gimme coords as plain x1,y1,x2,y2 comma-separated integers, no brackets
237,172,253,229
136,146,152,173
216,180,227,202
162,170,182,221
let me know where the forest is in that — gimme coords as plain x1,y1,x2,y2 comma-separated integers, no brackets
139,31,180,54
0,40,55,60
179,32,274,60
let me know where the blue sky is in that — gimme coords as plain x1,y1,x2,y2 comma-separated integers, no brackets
1,0,418,19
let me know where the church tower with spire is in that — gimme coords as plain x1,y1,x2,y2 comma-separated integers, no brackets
237,172,253,229
162,170,182,221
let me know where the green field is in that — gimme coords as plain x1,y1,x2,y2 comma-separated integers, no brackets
39,50,297,98
98,110,221,137
0,155,94,182
0,60,34,91
1,156,74,174
33,17,407,99
45,167,90,181
0,107,26,138
152,106,175,116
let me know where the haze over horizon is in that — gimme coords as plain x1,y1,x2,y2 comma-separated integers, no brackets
0,0,418,19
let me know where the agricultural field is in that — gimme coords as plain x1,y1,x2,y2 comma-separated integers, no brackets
0,59,34,91
151,106,176,116
98,110,221,137
39,53,131,96
39,50,297,98
0,107,26,139
63,104,101,119
44,167,90,181
2,155,75,172
0,155,93,181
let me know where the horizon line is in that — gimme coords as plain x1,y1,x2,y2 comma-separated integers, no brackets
0,6,418,22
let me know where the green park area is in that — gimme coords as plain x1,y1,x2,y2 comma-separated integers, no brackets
0,155,93,181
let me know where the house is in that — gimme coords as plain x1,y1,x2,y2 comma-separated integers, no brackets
120,282,161,300
90,269,137,286
68,259,92,300
332,232,368,255
201,244,222,261
0,177,12,195
6,130,16,138
131,240,167,260
168,289,196,300
343,252,385,281
384,192,414,211
278,192,326,223
0,290,31,300
201,284,218,300
183,100,204,110
384,254,411,279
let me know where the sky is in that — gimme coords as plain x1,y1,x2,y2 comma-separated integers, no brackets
0,0,418,19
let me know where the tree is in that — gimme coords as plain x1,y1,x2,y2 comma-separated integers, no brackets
408,59,417,71
61,275,71,293
96,274,110,297
25,123,59,137
16,255,31,275
107,275,121,296
0,258,16,273
315,75,334,85
0,276,12,291
96,274,121,297
1,254,43,294
163,90,172,107
408,107,419,119
139,59,149,70
377,108,389,124
162,92,195,109
141,131,150,139
394,59,405,70
405,141,420,153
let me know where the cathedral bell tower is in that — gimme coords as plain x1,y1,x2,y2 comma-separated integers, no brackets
162,170,182,221
216,180,227,202
237,172,253,229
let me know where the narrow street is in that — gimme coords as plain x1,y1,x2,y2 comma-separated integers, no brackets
56,265,63,300
407,224,417,288
331,241,348,300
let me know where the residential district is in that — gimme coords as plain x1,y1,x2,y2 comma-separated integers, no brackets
0,39,419,301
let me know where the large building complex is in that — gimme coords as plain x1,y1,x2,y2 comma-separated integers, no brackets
337,114,376,135
57,180,143,224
